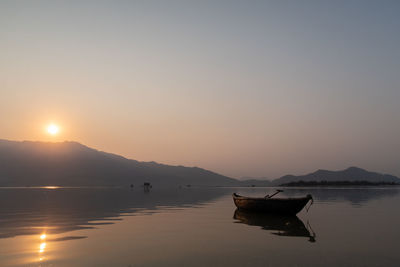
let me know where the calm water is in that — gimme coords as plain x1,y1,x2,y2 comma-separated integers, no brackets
0,186,399,267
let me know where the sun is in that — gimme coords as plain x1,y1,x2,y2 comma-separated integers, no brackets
47,124,59,135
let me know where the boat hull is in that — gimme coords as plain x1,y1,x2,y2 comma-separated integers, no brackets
233,193,312,215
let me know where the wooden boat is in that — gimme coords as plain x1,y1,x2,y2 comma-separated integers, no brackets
232,191,313,215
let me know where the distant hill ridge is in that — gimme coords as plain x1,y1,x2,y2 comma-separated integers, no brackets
271,167,400,185
0,139,237,187
0,139,399,187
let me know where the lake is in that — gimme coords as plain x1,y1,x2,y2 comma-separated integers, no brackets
0,186,399,267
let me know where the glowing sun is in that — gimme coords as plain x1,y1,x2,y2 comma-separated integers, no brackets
47,124,59,135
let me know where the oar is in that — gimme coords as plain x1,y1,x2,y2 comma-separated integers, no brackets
265,189,283,198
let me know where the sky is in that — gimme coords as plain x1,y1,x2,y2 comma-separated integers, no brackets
1,0,399,179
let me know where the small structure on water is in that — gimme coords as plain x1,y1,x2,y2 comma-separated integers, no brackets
143,182,152,192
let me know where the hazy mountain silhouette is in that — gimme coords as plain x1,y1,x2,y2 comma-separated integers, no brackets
0,139,237,187
271,167,400,185
1,139,399,187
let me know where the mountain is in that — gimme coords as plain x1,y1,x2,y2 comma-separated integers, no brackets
0,139,237,187
271,167,400,185
1,139,399,187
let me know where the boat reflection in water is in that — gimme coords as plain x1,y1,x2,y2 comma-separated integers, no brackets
233,209,316,242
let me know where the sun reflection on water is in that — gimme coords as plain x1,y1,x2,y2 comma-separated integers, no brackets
39,242,46,253
43,186,60,189
38,232,47,262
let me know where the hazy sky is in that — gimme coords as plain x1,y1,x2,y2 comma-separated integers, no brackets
1,1,399,178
